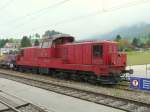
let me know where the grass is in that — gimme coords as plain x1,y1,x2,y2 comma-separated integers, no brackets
127,51,150,65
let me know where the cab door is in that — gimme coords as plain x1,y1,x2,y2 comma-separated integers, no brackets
92,44,103,64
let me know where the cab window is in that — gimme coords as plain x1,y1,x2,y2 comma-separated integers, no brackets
109,45,113,53
93,45,103,57
20,49,24,56
42,41,49,48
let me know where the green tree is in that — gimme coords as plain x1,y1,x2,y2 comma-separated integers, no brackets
34,39,40,46
115,35,122,42
0,39,9,48
8,38,14,43
21,36,32,48
148,33,150,40
118,39,131,51
43,30,61,37
139,42,146,48
146,39,150,47
132,37,140,47
35,33,40,38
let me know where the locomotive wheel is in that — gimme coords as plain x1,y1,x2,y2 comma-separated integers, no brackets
31,68,39,74
50,70,57,77
71,73,80,81
62,72,70,79
57,72,66,79
88,75,97,84
18,66,24,72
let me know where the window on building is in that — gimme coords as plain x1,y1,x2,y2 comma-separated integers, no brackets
93,45,103,57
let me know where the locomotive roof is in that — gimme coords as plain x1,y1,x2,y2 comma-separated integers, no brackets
64,40,117,45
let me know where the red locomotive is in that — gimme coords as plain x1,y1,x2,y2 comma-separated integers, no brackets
15,34,132,84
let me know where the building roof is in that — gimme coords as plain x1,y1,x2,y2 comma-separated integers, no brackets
4,42,19,48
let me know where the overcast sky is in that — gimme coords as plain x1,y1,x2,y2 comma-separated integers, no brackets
0,0,150,39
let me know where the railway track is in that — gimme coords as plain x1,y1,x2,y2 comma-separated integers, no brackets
0,98,23,112
112,82,131,91
0,90,47,112
0,69,149,96
0,71,150,112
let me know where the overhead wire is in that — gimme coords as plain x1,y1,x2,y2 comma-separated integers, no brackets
0,0,15,11
3,0,150,37
103,0,150,12
1,0,71,26
23,0,150,33
16,0,150,29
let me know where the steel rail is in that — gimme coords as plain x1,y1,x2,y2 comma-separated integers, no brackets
0,72,150,112
0,99,22,112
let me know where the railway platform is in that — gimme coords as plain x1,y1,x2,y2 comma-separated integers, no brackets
0,78,124,112
0,89,47,112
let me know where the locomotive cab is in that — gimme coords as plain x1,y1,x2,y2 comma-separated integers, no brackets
37,34,75,58
41,34,74,48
